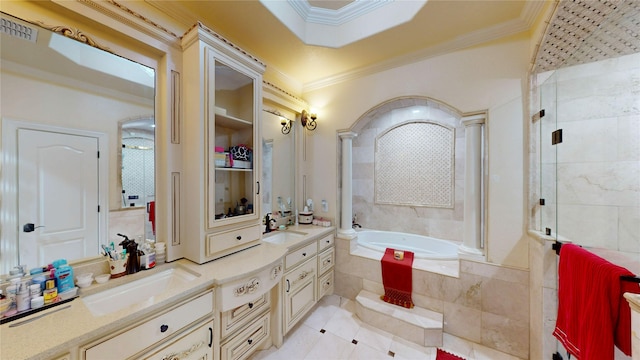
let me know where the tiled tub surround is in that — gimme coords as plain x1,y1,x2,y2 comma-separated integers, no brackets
536,52,640,253
334,236,530,359
351,98,466,242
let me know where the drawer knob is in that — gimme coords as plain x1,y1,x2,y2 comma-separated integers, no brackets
236,235,242,240
160,324,169,333
247,339,253,345
248,302,254,309
302,252,306,256
326,240,330,243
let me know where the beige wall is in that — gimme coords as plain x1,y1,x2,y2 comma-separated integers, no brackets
303,33,531,269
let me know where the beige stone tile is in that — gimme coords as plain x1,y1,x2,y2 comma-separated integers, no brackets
303,330,355,360
481,311,529,359
461,260,529,285
302,295,341,331
362,278,384,295
440,273,482,309
443,301,481,343
389,336,436,360
333,270,362,300
348,342,392,360
481,278,529,321
323,302,363,342
354,322,394,353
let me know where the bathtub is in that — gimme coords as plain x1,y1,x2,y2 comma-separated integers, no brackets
356,230,459,260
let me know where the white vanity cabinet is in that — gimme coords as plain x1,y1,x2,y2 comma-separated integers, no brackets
216,261,283,360
82,290,214,360
142,319,214,360
181,22,266,264
317,234,335,299
278,231,336,335
283,257,317,334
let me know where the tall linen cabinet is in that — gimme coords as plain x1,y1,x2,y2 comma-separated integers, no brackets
182,23,266,264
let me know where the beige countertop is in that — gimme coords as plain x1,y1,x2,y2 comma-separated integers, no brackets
0,225,334,360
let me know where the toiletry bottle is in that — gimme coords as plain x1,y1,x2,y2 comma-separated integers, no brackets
55,264,75,293
15,282,30,312
43,279,58,304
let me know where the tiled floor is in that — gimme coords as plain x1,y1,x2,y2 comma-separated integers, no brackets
250,294,523,360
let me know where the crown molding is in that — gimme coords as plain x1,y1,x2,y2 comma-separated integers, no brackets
303,10,537,92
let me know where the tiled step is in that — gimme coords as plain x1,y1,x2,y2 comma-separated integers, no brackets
355,289,443,347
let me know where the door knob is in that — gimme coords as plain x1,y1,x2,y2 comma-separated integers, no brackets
23,223,44,232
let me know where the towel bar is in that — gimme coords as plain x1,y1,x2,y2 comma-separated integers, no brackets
553,241,640,283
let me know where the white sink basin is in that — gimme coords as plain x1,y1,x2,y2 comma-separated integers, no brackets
263,231,307,245
82,266,200,316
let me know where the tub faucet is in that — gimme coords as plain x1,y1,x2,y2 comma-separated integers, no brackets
352,215,362,229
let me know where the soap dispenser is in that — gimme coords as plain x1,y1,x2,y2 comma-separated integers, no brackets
118,233,140,274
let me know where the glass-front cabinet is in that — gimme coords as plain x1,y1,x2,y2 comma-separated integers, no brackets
182,23,266,263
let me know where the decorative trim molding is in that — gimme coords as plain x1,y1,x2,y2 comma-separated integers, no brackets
35,21,113,53
182,22,266,71
53,0,181,46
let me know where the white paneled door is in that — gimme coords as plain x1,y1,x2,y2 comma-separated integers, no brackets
18,129,100,267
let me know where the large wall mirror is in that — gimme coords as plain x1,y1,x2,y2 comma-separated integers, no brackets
0,12,155,273
262,108,296,221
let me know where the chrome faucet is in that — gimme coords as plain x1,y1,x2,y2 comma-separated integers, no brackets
352,215,362,229
265,213,275,233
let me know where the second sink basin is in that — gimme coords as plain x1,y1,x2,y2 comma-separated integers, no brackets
82,266,200,316
263,231,307,245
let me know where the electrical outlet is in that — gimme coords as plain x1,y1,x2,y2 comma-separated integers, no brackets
322,199,328,212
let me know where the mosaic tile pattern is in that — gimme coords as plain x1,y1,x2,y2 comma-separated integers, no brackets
534,0,640,72
375,122,454,208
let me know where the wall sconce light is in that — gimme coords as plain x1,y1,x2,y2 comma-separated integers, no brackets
280,117,292,135
300,110,317,131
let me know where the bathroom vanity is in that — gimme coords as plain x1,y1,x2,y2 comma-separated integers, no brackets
0,226,334,360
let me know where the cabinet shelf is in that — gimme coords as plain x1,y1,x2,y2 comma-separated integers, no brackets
215,167,253,172
215,112,252,129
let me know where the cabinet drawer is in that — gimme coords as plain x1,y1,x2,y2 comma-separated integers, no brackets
221,292,270,339
84,291,213,360
317,247,334,275
285,241,317,270
220,312,270,360
318,270,334,299
284,257,317,293
318,234,334,252
142,319,214,360
218,261,282,312
206,225,261,258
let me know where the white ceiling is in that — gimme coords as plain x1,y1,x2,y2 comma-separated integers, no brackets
147,0,548,91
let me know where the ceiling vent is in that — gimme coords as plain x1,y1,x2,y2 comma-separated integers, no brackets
1,16,38,43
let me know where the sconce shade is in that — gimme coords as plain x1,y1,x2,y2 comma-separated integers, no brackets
281,118,291,134
301,110,317,131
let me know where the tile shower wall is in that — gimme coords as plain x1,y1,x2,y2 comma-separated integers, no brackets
335,237,529,358
352,98,465,241
539,52,640,253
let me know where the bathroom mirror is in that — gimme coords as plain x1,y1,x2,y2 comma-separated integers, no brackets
262,110,296,220
0,12,155,272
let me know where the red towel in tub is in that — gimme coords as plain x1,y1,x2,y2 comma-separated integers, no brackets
381,248,414,308
553,243,637,359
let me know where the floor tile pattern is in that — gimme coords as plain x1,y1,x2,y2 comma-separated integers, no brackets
250,295,523,360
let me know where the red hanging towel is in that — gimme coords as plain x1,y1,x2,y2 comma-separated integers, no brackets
380,248,414,308
553,243,636,360
148,201,156,235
